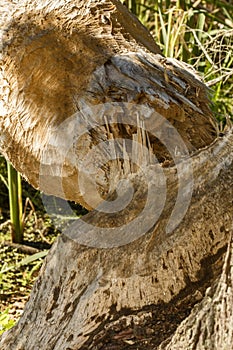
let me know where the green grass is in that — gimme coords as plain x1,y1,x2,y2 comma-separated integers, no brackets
0,309,15,335
7,163,23,243
0,0,232,334
0,244,45,334
0,220,58,333
122,0,233,123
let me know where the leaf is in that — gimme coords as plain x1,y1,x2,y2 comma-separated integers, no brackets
0,251,48,274
0,309,15,335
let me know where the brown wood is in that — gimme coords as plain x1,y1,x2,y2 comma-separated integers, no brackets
0,1,232,349
0,0,217,208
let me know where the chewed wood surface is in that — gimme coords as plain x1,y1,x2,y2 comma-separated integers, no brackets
0,0,217,207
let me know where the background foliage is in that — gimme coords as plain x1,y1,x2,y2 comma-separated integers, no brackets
0,0,232,333
122,0,233,123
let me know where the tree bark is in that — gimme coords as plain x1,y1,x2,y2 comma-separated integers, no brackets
158,230,233,350
0,130,232,349
0,1,233,349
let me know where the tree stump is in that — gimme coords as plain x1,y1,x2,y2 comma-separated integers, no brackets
0,1,232,349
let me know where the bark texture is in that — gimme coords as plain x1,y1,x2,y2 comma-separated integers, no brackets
0,131,232,349
0,1,232,350
158,230,233,350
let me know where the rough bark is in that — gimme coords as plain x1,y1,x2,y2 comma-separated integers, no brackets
0,1,232,350
158,230,233,350
0,130,232,349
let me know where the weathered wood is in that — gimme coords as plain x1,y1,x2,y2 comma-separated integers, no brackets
0,0,217,208
158,230,233,350
0,130,232,349
0,1,232,349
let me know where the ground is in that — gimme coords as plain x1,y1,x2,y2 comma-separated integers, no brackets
0,211,58,333
0,160,87,335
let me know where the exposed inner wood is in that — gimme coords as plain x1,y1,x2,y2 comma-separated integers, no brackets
0,0,217,209
0,1,232,349
0,130,232,349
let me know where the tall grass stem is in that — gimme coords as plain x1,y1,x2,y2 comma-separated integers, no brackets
7,162,23,243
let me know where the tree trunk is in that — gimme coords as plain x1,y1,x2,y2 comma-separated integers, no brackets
0,0,216,208
158,230,233,350
0,1,233,349
0,130,232,349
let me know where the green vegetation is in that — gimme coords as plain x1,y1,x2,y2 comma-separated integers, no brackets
0,309,15,335
0,156,59,332
1,0,232,335
7,163,23,243
122,0,233,122
0,239,49,334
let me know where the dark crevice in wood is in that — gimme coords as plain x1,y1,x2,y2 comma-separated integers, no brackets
81,245,227,349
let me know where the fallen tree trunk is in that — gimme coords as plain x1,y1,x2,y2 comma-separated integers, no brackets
0,1,233,349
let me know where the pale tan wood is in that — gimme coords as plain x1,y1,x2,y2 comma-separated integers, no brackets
0,0,217,208
0,1,232,349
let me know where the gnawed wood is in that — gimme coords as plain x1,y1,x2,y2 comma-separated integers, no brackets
0,0,217,208
0,1,232,349
0,130,232,349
